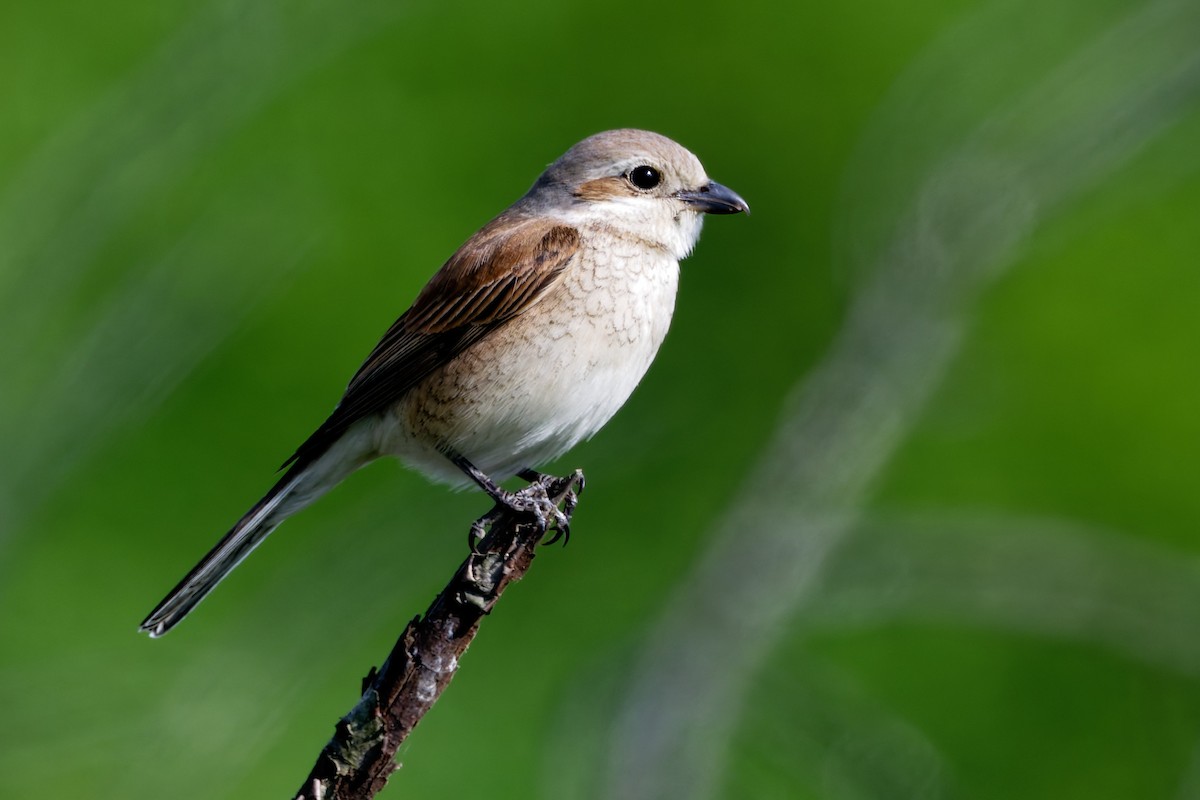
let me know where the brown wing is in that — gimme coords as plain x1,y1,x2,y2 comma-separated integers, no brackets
281,216,581,470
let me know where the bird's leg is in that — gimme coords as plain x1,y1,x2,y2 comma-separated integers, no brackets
449,454,579,550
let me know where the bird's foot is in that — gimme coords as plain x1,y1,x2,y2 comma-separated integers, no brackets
467,469,585,551
521,469,584,545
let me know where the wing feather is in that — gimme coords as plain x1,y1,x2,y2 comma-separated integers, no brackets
281,216,581,470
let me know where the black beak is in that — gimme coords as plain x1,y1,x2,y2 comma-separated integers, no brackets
677,181,750,215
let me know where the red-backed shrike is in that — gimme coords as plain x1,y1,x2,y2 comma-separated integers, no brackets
140,129,748,636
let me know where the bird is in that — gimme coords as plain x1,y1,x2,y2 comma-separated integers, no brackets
139,129,748,637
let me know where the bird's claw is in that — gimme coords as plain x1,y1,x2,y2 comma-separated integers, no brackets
467,469,585,548
467,516,489,552
539,469,584,546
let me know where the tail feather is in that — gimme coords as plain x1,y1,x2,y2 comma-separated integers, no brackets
139,468,305,637
141,422,376,637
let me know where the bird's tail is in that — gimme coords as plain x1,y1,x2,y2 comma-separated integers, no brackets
139,436,370,637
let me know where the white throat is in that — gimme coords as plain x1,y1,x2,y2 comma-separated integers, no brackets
555,200,706,262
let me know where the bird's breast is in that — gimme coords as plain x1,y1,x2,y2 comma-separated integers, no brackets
548,229,679,351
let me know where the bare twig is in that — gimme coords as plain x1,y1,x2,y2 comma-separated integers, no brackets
294,471,583,800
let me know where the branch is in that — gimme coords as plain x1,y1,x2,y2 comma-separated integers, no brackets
294,471,584,800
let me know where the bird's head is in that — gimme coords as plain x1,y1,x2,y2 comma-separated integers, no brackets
525,129,748,260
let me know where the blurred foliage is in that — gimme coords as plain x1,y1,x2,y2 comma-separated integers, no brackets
1,0,1198,798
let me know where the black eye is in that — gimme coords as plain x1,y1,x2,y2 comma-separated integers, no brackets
628,165,662,190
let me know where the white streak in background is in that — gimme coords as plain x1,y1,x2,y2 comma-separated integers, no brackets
745,661,952,800
808,515,1200,677
1176,743,1200,800
598,2,1200,799
546,646,955,800
0,0,410,541
716,513,1200,800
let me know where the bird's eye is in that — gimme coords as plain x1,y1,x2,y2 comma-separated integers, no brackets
628,165,662,190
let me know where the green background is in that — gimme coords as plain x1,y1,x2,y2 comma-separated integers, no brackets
3,0,1199,797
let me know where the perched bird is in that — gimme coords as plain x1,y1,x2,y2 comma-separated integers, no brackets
140,129,748,637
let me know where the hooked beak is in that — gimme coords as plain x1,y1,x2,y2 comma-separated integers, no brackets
677,181,750,215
